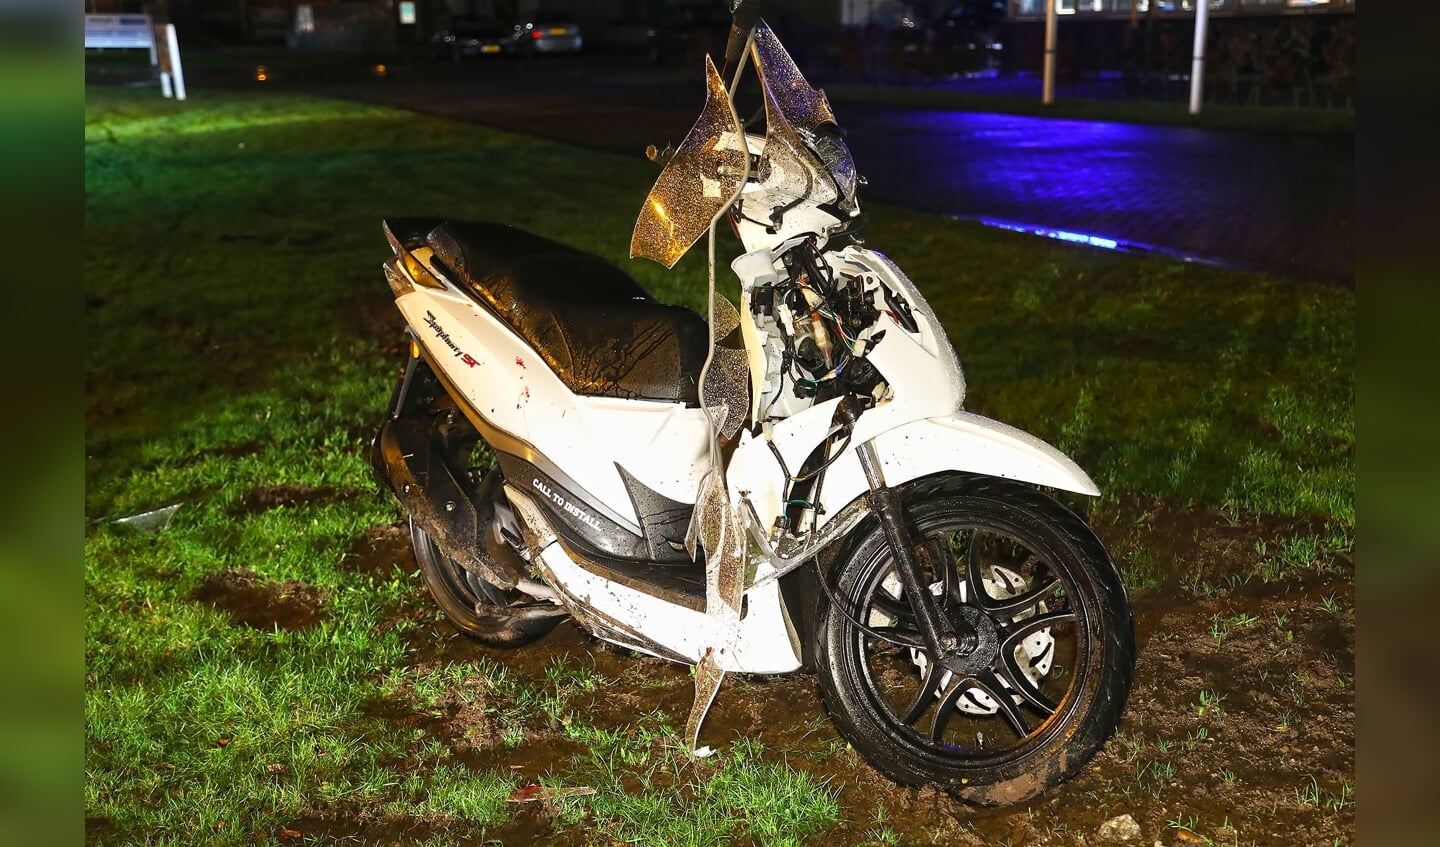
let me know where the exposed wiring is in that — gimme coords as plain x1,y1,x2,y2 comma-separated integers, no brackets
759,358,789,422
789,427,853,482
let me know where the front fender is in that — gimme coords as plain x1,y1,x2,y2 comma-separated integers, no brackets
883,412,1098,495
813,412,1098,528
726,410,1098,537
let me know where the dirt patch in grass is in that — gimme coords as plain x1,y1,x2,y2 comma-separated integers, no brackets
346,522,415,579
373,676,571,768
1071,583,1355,846
276,805,444,847
475,808,592,847
192,569,327,631
1092,498,1351,604
84,816,113,842
281,803,581,847
328,504,1353,846
411,621,695,721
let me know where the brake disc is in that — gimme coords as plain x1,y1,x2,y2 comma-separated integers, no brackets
873,565,1055,716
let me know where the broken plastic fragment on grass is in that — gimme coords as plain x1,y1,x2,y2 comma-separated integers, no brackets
110,502,182,532
690,746,715,758
505,784,596,803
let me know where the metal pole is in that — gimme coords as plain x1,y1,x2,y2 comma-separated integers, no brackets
165,24,187,101
1043,0,1058,105
1189,0,1210,114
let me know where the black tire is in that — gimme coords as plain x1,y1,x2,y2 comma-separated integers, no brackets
410,518,562,648
815,475,1134,806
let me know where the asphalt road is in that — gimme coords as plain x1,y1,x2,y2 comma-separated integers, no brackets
195,54,1353,283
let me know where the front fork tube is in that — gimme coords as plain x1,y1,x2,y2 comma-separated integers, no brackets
856,441,977,660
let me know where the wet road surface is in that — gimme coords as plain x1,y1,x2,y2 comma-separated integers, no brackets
193,55,1353,283
843,107,1352,281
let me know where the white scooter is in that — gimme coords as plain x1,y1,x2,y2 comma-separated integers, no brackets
371,16,1133,805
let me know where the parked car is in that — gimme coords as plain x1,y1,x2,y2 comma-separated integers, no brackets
511,13,583,56
926,0,1008,76
646,1,730,66
432,17,514,60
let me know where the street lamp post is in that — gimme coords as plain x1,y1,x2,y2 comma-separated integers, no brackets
1189,0,1210,114
1043,0,1058,105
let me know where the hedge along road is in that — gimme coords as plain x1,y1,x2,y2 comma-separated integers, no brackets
191,52,1353,285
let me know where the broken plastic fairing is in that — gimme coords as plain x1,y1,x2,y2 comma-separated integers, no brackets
630,56,749,268
749,21,858,213
697,294,749,443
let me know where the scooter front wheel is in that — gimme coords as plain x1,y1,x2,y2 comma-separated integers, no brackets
814,475,1134,805
410,519,563,648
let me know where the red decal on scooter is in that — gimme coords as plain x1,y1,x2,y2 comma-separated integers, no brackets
515,357,526,368
423,310,482,368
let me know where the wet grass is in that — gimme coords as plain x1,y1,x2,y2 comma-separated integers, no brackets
556,722,840,846
85,86,1352,844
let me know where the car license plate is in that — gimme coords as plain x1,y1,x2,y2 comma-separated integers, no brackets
482,44,500,53
548,27,568,36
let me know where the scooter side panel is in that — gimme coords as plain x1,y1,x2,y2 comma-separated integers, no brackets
397,288,712,532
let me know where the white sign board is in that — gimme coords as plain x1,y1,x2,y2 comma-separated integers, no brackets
399,2,416,25
85,14,157,64
85,15,154,49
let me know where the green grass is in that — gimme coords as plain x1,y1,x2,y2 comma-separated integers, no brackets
1295,774,1354,814
555,721,839,847
85,86,1352,843
1208,611,1258,644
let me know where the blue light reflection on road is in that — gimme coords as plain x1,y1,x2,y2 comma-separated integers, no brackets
852,110,1178,219
842,107,1353,280
980,219,1121,251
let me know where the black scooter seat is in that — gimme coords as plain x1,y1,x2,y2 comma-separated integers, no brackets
389,218,709,407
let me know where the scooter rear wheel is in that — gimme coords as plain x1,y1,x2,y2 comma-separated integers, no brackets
410,519,563,648
814,475,1134,805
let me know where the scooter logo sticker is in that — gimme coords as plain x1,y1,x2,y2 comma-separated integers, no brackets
423,310,480,368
